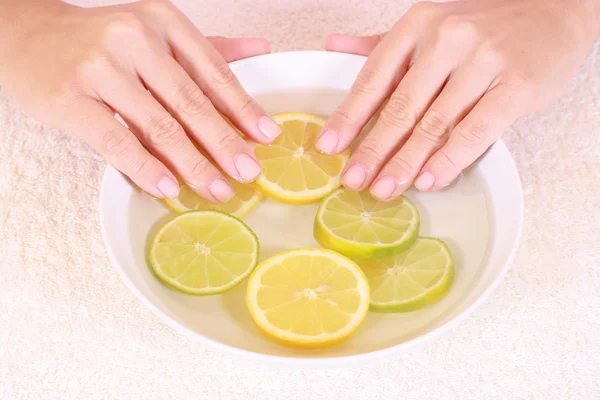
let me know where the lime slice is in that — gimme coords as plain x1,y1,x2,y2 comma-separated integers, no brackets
149,211,259,295
246,248,370,349
314,188,420,259
254,112,349,204
164,180,262,217
358,237,454,312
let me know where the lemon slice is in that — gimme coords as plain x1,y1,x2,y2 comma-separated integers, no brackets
246,248,370,349
164,180,262,217
253,113,349,204
357,237,454,312
149,211,259,295
314,188,420,259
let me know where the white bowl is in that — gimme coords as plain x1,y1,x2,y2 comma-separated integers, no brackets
99,51,523,368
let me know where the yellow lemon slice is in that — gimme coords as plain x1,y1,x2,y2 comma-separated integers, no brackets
358,237,454,312
149,211,259,295
253,113,349,204
246,248,370,349
164,181,262,217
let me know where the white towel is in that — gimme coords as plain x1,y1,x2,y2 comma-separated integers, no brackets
0,0,598,398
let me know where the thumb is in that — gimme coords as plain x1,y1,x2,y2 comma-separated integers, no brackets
325,33,387,56
207,36,271,62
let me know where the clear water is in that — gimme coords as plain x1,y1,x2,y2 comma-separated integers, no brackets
127,88,492,355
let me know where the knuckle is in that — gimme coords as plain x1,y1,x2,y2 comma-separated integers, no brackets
213,127,239,153
472,43,505,69
436,148,460,170
356,141,386,163
146,115,185,148
436,17,480,47
188,157,212,181
380,94,416,129
103,12,145,42
351,67,386,97
415,110,450,143
387,156,418,178
332,107,356,126
176,83,210,117
102,128,132,156
75,52,113,81
408,1,437,19
239,97,259,116
132,156,157,178
141,0,175,17
209,59,238,89
456,122,488,147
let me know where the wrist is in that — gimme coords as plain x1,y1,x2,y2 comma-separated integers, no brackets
0,0,69,79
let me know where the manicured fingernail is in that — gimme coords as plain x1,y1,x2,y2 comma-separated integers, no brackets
258,116,282,140
157,177,180,199
415,171,435,191
209,178,235,203
342,164,366,189
316,129,338,154
371,176,396,200
235,153,262,182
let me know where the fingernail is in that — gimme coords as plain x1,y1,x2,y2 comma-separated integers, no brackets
342,164,366,189
209,178,235,203
315,129,338,154
258,116,282,140
234,153,262,182
415,171,435,191
157,177,180,199
371,176,396,200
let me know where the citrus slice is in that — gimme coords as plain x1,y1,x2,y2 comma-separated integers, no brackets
357,237,454,312
164,180,262,217
149,211,259,295
246,248,370,349
314,188,420,259
253,112,349,204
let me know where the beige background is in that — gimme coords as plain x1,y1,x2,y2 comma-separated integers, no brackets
1,0,599,398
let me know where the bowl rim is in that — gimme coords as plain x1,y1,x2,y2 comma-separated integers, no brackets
99,50,524,368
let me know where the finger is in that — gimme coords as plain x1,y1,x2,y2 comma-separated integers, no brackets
130,39,262,185
316,7,436,155
325,33,386,56
370,61,498,200
96,70,235,203
415,86,521,191
160,6,281,143
69,100,179,199
207,36,271,62
340,42,455,194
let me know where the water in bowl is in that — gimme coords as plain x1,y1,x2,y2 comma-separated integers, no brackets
127,88,492,357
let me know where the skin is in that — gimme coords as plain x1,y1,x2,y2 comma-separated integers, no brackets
0,0,282,202
1,0,599,203
319,0,600,200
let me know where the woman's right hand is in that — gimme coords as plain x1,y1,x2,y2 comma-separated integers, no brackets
0,0,280,202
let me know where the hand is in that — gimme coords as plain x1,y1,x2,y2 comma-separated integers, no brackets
321,0,598,200
0,0,281,201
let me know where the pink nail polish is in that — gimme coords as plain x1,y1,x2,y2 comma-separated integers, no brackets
234,153,262,182
209,178,235,203
258,116,282,140
342,165,367,189
415,171,435,191
371,176,396,200
157,177,180,199
315,129,338,154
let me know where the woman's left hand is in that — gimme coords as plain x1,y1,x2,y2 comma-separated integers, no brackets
320,0,598,200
